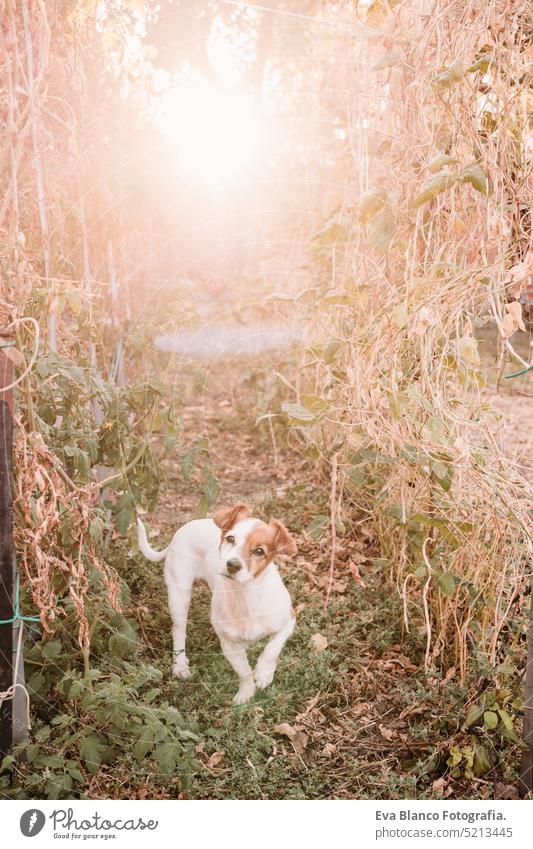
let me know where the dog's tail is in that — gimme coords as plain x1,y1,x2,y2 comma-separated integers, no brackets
137,518,169,562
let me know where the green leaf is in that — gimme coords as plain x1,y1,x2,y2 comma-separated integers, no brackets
463,703,484,729
456,335,480,367
359,187,387,224
307,514,329,540
322,289,352,306
67,766,85,784
431,460,454,492
371,49,402,71
66,291,82,315
310,221,347,246
468,54,493,74
79,734,112,774
27,672,46,695
40,754,66,769
462,163,487,195
42,639,62,661
0,755,15,773
435,58,466,89
413,172,459,208
392,304,409,329
89,516,105,548
134,737,153,763
108,632,134,659
369,204,395,252
437,572,456,597
281,402,316,425
301,395,328,417
497,708,514,732
153,740,182,774
114,507,133,536
471,736,491,776
483,710,499,730
428,153,460,172
447,745,463,766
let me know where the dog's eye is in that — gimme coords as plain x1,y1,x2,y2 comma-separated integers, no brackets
253,547,265,557
225,535,235,545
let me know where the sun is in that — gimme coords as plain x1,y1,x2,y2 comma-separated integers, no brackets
155,70,265,189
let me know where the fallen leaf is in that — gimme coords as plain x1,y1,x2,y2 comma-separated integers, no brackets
207,751,224,768
273,723,309,755
494,781,519,800
309,633,328,652
432,777,446,794
348,560,366,587
321,742,337,757
379,724,395,741
296,691,321,721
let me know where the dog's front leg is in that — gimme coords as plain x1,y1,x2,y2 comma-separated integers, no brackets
218,636,256,704
254,619,295,691
167,581,193,679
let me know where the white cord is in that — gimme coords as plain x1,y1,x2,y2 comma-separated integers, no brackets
0,622,31,731
0,316,40,394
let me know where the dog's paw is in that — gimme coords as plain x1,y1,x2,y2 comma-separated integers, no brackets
172,660,191,679
232,680,256,705
254,668,274,690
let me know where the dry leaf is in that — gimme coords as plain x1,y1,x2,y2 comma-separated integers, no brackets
321,742,337,757
494,781,519,800
274,722,296,738
432,777,446,794
309,633,328,652
207,751,224,768
379,724,394,741
348,560,366,587
393,653,418,672
505,254,532,300
273,723,309,755
501,300,526,338
453,436,470,459
296,691,321,721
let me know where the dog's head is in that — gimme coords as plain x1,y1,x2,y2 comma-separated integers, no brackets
213,503,297,583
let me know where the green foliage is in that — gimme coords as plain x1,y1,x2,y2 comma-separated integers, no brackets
1,663,199,798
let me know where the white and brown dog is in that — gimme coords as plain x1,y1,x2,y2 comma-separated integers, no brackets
137,504,297,704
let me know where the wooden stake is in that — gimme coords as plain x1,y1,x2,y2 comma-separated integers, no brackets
520,584,533,796
0,348,14,758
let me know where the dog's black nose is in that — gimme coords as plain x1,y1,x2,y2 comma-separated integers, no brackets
226,558,242,575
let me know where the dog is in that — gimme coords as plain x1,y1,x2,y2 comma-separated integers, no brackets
137,503,297,704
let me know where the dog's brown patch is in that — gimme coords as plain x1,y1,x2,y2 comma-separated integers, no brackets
243,519,297,577
213,503,251,534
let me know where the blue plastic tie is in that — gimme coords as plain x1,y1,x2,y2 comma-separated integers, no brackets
0,571,41,625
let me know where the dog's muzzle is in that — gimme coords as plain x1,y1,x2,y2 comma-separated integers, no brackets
226,558,242,576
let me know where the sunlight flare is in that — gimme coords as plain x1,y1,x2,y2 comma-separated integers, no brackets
155,73,264,187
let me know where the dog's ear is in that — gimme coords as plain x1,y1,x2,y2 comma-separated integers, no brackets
269,519,298,557
213,503,251,531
